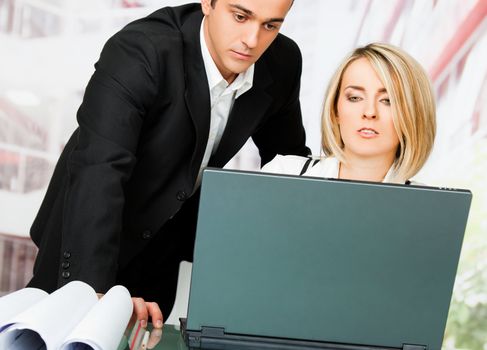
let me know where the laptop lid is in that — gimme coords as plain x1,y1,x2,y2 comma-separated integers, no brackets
184,168,472,350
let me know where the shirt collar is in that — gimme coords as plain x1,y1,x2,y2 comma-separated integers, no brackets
308,157,405,184
200,18,254,99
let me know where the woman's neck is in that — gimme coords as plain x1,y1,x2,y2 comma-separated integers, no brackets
338,154,395,182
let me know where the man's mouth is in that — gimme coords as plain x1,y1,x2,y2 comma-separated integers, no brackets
231,50,252,60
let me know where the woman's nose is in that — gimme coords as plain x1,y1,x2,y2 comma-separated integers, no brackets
362,102,377,119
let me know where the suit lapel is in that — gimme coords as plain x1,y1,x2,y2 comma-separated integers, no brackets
209,60,273,167
181,11,211,183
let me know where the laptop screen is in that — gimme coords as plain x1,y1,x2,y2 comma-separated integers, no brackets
185,168,471,350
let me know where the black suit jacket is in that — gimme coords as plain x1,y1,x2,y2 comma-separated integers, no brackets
29,4,309,296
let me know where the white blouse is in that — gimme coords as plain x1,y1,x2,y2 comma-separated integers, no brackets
261,155,409,184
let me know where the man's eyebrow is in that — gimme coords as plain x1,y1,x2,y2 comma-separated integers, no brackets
265,17,285,24
229,4,254,16
229,4,285,23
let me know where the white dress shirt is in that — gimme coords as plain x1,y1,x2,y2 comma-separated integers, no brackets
196,18,254,185
261,155,413,184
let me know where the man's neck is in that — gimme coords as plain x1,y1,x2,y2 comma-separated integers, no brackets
224,72,238,85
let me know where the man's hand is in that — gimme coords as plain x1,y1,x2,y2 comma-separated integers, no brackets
130,297,163,349
131,297,163,329
97,293,163,349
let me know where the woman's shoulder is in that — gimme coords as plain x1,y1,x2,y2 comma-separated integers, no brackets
261,155,313,176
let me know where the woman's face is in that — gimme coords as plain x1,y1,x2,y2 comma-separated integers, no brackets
336,57,400,162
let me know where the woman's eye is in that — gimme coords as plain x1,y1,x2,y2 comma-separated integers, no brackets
381,98,391,106
347,96,361,102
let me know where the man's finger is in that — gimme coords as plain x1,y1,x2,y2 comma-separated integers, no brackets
146,301,163,328
132,297,149,327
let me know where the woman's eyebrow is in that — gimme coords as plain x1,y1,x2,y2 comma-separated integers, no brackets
344,86,387,93
344,85,365,91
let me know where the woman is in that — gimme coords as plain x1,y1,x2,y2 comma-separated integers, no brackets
262,43,436,184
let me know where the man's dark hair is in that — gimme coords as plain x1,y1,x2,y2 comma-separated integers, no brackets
210,0,294,9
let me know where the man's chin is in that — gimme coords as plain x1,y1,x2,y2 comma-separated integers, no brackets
220,59,255,82
227,62,253,75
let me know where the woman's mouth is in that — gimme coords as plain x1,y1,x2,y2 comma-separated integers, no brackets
358,128,379,138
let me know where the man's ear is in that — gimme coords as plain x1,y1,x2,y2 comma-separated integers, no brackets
201,0,211,16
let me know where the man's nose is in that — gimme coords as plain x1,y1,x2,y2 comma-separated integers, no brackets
242,25,259,49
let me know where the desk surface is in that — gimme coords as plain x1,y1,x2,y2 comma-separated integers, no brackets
118,324,188,350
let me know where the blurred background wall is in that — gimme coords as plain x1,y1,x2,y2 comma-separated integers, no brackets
0,0,486,348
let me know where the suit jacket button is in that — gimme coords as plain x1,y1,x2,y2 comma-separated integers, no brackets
142,230,152,240
62,262,70,269
63,251,71,259
62,271,71,279
176,190,187,201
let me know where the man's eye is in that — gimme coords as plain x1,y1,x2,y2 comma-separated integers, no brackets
264,23,278,31
234,13,246,22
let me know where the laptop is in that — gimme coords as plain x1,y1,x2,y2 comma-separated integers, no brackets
180,168,472,350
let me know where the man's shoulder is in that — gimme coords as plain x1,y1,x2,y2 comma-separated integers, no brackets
258,33,301,77
114,3,201,42
264,33,300,59
272,33,300,53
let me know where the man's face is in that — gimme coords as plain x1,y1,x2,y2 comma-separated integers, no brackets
201,0,292,83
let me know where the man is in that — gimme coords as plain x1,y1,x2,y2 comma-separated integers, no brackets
28,0,308,328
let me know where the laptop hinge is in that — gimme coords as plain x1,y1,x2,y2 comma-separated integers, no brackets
201,326,225,338
403,344,427,350
180,318,226,348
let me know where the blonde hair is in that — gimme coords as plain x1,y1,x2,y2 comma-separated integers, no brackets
321,43,436,182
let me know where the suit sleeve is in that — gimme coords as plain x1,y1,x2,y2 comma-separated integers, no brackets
59,29,160,292
252,39,310,166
